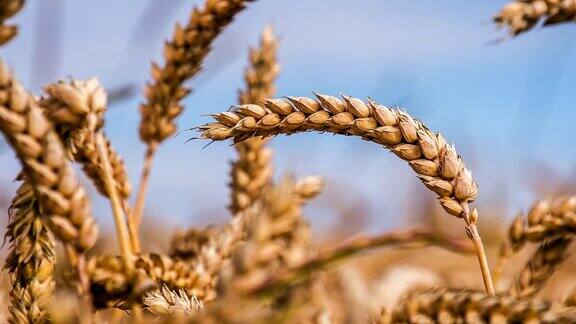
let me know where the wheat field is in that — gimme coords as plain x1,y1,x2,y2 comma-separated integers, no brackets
0,0,576,323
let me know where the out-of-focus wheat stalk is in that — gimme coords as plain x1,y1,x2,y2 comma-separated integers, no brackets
242,229,474,297
494,195,576,297
494,0,576,35
230,25,279,214
200,94,494,295
4,177,55,323
40,78,135,260
170,226,217,261
0,0,24,45
133,0,256,233
0,60,98,307
388,288,576,323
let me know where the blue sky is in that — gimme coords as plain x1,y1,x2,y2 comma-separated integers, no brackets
2,0,576,239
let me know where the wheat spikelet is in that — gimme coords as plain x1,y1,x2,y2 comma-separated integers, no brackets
200,93,494,294
389,288,576,323
0,60,98,308
4,177,55,323
229,25,279,214
494,0,576,35
143,285,204,316
0,0,24,45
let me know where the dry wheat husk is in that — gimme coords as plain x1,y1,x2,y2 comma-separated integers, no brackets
139,0,255,145
143,285,204,316
4,177,55,323
389,288,576,323
229,25,279,214
0,0,24,45
0,61,98,276
495,0,576,35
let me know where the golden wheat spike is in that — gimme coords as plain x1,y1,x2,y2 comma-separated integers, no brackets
200,94,494,295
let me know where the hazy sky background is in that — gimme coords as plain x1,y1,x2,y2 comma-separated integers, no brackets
1,0,576,243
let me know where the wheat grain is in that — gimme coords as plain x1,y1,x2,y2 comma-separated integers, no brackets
199,93,494,295
0,0,24,45
494,0,576,35
4,177,55,323
229,25,279,214
0,60,98,303
389,288,576,323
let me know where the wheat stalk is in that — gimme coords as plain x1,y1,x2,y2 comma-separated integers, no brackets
494,0,576,35
199,93,494,295
4,177,55,323
389,288,576,323
40,78,136,258
241,229,474,297
133,0,256,233
0,0,24,45
229,25,279,214
0,60,98,307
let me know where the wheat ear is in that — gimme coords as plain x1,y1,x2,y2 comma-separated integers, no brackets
230,25,279,214
133,0,256,232
494,195,576,296
0,60,97,307
170,226,217,261
390,288,576,323
242,229,474,297
4,177,55,323
0,0,24,45
40,79,135,258
199,94,494,295
494,0,576,36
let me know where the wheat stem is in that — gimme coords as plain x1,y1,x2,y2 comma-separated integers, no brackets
131,143,156,240
242,228,473,296
95,132,134,265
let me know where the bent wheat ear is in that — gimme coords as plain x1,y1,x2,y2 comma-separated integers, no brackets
4,178,55,323
494,0,576,36
390,288,576,323
0,0,24,45
230,26,279,214
200,94,493,295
